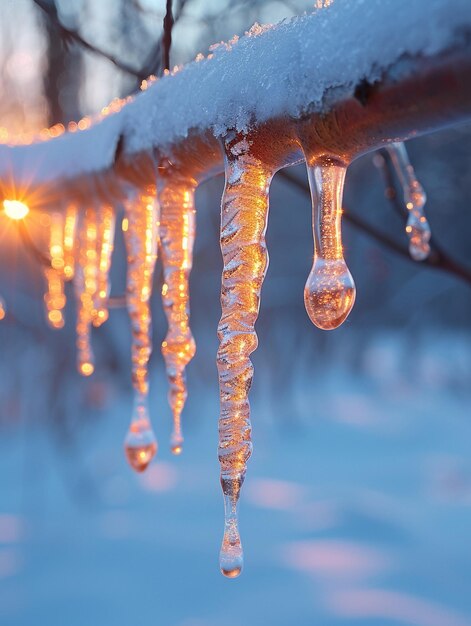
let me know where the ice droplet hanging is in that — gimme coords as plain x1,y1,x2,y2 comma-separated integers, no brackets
123,187,159,472
217,136,274,578
386,142,431,261
303,156,355,330
158,177,196,455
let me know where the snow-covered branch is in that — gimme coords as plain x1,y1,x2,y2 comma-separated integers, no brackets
0,0,470,206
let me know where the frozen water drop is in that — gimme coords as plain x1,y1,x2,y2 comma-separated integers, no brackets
124,420,157,472
93,205,115,327
124,394,157,472
79,361,94,377
303,156,355,330
170,437,183,456
386,142,431,261
304,258,355,330
219,475,244,578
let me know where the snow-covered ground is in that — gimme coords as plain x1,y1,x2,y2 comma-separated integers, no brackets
1,330,471,626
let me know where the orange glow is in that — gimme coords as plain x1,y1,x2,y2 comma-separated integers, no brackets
63,205,77,280
0,298,6,321
42,212,68,330
303,158,356,330
3,200,29,220
158,180,196,455
79,362,94,376
123,187,159,472
124,441,157,472
74,209,98,375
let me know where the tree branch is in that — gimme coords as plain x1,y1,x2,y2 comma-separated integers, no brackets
33,0,147,81
278,168,471,287
162,0,174,72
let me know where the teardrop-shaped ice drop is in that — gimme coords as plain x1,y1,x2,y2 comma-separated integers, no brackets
219,475,244,578
124,399,157,473
170,431,183,456
303,156,355,330
304,258,356,330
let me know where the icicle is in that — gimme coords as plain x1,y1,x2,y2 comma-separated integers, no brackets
385,141,431,261
123,186,159,472
63,204,77,280
0,296,6,320
93,204,115,328
43,212,66,329
157,178,196,455
303,156,355,330
74,208,98,376
217,136,273,578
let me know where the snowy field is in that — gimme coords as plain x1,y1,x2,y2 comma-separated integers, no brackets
1,330,471,626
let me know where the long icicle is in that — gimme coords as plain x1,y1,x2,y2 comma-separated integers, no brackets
123,186,159,473
63,203,77,281
217,136,273,578
385,141,431,260
44,211,66,329
74,207,98,376
157,178,196,455
93,204,115,328
303,155,356,330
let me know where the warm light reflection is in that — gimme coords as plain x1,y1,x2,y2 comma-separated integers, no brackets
303,157,355,330
3,200,29,220
123,186,159,472
74,208,98,375
93,205,115,327
63,204,77,280
217,138,273,579
158,180,196,455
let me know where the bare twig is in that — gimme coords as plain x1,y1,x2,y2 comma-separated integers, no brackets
34,0,189,82
32,0,145,80
162,0,174,72
278,168,471,287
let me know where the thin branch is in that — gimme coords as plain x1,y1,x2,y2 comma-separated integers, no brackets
278,168,471,287
33,0,145,80
162,0,174,72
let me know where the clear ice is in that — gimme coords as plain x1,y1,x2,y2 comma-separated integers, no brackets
303,156,356,330
157,177,196,455
74,208,98,376
93,204,115,327
123,186,159,472
63,204,77,281
217,137,273,578
386,141,431,261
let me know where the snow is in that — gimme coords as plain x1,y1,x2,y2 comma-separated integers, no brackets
1,330,471,625
1,0,470,189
